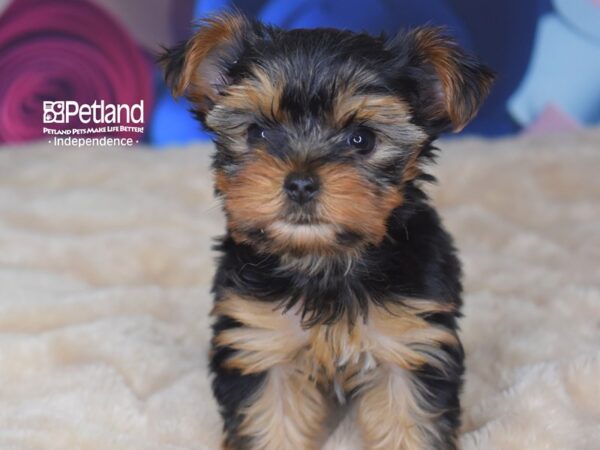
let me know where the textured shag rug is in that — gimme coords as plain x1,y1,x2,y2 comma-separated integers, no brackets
0,130,598,450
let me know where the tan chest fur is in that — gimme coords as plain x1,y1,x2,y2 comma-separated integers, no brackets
212,293,457,394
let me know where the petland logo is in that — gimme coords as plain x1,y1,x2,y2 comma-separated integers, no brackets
43,100,144,124
42,100,145,147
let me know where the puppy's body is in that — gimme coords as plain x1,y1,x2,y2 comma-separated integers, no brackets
212,205,462,450
161,13,493,450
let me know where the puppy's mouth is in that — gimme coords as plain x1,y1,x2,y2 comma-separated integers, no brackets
283,203,320,222
270,219,336,238
282,217,326,226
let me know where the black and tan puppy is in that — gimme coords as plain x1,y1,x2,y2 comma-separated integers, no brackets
160,12,493,450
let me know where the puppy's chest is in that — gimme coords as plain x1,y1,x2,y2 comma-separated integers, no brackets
299,319,378,390
214,295,451,393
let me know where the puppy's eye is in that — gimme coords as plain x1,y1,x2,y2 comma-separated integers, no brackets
347,128,376,155
247,124,268,143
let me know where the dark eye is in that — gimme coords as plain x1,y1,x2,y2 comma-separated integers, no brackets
247,124,267,143
347,128,376,155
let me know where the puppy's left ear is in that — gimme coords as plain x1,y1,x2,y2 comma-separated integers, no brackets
387,27,495,132
158,12,252,114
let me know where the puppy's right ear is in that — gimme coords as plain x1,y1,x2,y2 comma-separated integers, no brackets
158,12,250,114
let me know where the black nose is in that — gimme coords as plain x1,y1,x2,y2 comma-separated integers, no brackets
284,172,319,204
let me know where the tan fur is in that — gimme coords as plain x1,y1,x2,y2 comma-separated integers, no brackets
410,28,466,131
213,292,459,449
409,28,493,132
217,67,284,122
204,67,284,154
216,151,290,240
213,295,328,449
212,295,307,374
366,301,459,373
268,221,339,255
278,252,357,277
170,13,247,101
401,149,423,183
216,150,349,255
317,164,404,246
357,365,439,450
217,152,404,254
239,365,329,450
333,92,427,163
334,94,411,128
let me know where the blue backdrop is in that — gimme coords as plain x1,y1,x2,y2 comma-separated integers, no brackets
151,0,585,146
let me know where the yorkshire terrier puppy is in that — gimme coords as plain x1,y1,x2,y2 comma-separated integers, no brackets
160,12,493,450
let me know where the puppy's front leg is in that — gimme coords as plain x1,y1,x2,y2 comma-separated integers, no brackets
354,301,463,450
211,297,329,450
215,363,328,450
238,365,328,450
357,365,436,450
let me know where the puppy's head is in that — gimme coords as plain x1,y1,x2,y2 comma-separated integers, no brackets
160,13,494,256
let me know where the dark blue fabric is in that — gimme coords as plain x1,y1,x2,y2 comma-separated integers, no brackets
150,0,551,145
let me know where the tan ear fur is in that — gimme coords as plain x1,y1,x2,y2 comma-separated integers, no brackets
159,12,248,111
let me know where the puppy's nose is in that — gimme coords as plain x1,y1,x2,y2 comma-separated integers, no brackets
284,172,319,204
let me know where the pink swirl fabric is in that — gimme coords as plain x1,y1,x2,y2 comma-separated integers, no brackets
0,0,154,143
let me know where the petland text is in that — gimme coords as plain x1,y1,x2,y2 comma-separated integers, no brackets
43,100,144,125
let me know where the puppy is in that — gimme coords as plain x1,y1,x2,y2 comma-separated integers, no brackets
160,12,493,450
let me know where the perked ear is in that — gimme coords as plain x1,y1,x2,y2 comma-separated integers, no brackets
158,12,250,114
388,27,495,132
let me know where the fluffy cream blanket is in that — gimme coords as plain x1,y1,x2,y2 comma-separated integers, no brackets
0,130,598,450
